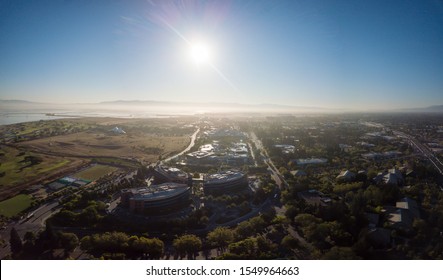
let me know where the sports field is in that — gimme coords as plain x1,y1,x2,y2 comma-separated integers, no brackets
0,194,33,218
73,164,118,181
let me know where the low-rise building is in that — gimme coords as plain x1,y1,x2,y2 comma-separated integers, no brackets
152,165,191,185
336,170,356,182
110,126,126,134
292,158,327,165
297,189,331,206
291,170,307,177
384,197,419,232
203,170,248,196
385,207,414,231
121,183,191,214
396,197,420,218
373,168,404,185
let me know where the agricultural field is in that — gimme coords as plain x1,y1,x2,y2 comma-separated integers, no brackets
0,194,34,218
73,164,118,181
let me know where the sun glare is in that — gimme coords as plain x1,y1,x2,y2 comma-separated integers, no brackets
189,41,212,65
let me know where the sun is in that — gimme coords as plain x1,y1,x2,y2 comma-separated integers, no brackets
189,41,212,65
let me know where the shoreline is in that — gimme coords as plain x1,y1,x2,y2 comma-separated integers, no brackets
0,111,199,126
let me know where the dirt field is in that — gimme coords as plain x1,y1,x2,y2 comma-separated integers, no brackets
19,130,190,163
0,117,196,200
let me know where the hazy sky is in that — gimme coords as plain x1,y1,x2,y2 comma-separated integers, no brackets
1,0,443,110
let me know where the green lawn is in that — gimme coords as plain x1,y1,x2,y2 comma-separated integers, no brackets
0,194,34,218
0,146,71,188
73,164,118,181
37,159,70,174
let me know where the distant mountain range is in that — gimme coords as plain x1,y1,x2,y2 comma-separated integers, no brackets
0,99,331,113
0,99,42,104
401,105,443,112
98,100,328,111
1,99,443,113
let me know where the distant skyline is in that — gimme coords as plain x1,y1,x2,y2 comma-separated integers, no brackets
1,0,443,110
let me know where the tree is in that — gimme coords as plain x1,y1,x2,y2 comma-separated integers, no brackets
173,234,202,259
59,232,79,257
249,216,265,233
10,227,23,257
322,246,361,260
24,231,36,244
235,221,253,240
207,227,234,253
41,222,59,250
306,222,332,250
281,235,299,250
294,213,322,228
22,231,36,254
80,232,129,257
228,237,256,258
53,210,77,226
285,205,298,221
146,238,164,259
256,236,278,258
128,236,164,259
78,205,101,225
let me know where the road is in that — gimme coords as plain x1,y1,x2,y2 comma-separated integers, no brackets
249,132,289,189
394,130,443,174
161,128,200,164
248,131,311,257
0,201,60,258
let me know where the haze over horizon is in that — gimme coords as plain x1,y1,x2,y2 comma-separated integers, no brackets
1,0,443,110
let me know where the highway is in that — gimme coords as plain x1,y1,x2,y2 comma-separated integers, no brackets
248,131,311,257
249,132,289,189
394,130,443,175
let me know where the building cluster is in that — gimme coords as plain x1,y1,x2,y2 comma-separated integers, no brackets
291,158,327,166
47,176,90,191
366,197,421,248
204,128,245,138
121,164,248,214
362,151,402,160
120,183,191,214
151,165,191,185
203,170,248,196
373,167,404,185
274,144,295,154
186,141,250,166
336,170,356,182
297,189,332,206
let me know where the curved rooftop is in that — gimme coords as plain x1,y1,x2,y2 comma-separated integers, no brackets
124,183,189,202
155,165,188,180
204,171,245,185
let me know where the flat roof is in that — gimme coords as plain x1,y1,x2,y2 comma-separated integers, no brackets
295,158,327,165
126,183,189,202
156,165,188,179
205,171,245,184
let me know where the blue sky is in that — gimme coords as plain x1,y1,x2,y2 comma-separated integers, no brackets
1,0,443,110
